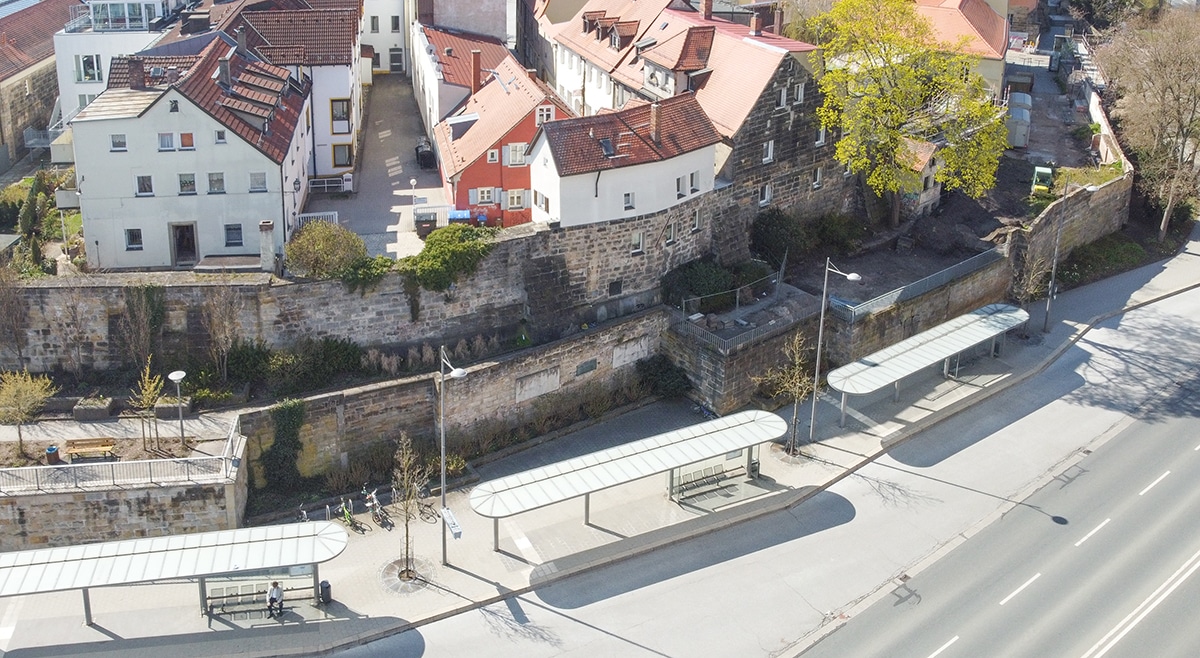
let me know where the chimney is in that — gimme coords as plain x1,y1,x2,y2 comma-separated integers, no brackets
218,56,231,88
259,221,275,273
470,49,482,95
128,57,145,89
235,26,246,55
701,0,712,21
749,13,762,37
649,102,661,144
773,8,783,34
166,66,179,84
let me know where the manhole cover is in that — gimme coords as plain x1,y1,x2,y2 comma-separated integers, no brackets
379,557,434,595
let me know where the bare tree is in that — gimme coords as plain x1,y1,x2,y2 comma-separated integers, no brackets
200,281,244,382
0,370,58,454
392,432,432,580
129,356,163,451
1011,250,1050,336
0,267,28,367
52,283,91,377
1098,12,1200,241
752,331,814,455
121,285,165,368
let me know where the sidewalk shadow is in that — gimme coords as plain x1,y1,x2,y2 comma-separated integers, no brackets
532,489,854,609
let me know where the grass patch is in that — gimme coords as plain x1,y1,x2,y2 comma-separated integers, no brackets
1058,234,1145,288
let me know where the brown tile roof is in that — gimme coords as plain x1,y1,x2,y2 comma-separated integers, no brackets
421,26,512,91
641,25,713,71
900,137,938,171
916,0,1007,60
537,92,720,177
433,56,575,178
554,0,670,75
238,9,359,65
106,56,202,89
0,0,81,82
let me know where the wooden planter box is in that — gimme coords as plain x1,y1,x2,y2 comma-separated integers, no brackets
154,396,193,419
73,398,115,421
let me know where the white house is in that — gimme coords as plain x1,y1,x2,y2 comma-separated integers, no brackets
71,36,313,270
360,0,408,74
409,24,511,139
528,93,719,227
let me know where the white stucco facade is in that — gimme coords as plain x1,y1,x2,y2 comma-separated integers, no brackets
361,0,407,73
552,45,623,116
306,64,362,177
53,26,163,123
409,24,469,139
528,137,715,227
72,88,312,270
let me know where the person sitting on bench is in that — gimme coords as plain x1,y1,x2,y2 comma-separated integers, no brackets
267,582,283,617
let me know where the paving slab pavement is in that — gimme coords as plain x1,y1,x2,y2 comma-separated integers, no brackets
0,228,1197,657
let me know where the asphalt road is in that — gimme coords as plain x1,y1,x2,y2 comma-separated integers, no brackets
802,373,1200,658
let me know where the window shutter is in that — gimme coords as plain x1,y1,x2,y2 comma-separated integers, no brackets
468,188,478,204
501,146,509,166
499,189,508,209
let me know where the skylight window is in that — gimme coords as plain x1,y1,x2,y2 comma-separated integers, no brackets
599,138,615,157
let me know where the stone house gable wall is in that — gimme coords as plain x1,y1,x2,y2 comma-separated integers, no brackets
0,60,58,171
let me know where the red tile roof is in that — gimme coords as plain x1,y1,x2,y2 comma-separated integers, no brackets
537,92,720,177
916,0,1007,60
237,9,359,65
641,25,714,71
0,0,81,82
421,26,513,91
434,56,575,178
106,56,202,88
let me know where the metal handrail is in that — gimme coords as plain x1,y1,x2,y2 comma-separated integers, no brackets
830,248,1004,324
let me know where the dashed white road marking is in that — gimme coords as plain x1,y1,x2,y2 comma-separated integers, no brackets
927,635,959,658
1076,519,1112,547
999,573,1041,606
1138,471,1169,496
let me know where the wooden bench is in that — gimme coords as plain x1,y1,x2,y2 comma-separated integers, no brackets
64,438,116,461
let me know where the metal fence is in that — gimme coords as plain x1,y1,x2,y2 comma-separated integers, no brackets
679,259,782,316
0,417,244,495
829,248,1004,324
667,304,820,355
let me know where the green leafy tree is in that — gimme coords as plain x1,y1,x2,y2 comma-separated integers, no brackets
129,356,164,450
401,224,497,291
284,220,368,278
0,369,58,453
809,0,1007,226
1098,12,1200,241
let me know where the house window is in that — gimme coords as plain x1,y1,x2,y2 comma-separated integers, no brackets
158,133,174,151
665,221,677,245
676,176,687,199
623,192,635,210
369,16,378,32
608,280,622,296
691,209,701,233
249,172,267,192
794,82,805,104
536,106,553,125
816,126,827,146
178,173,196,195
812,167,823,189
507,189,525,209
630,230,644,254
487,149,499,163
508,143,527,166
690,171,700,193
333,144,353,167
135,175,154,196
331,99,351,134
224,224,244,247
391,16,400,32
77,94,97,109
478,187,493,203
775,88,787,109
215,129,227,144
75,54,102,82
207,172,225,194
110,134,127,151
372,52,380,68
762,140,774,163
169,100,179,112
924,175,933,191
179,132,194,150
610,30,620,49
759,183,772,206
125,228,143,251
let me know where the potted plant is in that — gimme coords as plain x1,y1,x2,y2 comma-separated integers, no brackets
73,395,115,421
154,394,193,419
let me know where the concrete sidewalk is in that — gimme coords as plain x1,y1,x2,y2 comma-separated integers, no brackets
0,229,1197,657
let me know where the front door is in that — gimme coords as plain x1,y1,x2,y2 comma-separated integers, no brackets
389,48,403,73
171,223,197,266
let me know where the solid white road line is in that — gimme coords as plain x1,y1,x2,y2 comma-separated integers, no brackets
999,573,1041,606
927,635,959,658
1081,546,1200,658
1138,471,1170,496
1075,518,1112,547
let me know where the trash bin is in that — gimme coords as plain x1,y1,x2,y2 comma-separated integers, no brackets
46,445,60,465
319,580,332,604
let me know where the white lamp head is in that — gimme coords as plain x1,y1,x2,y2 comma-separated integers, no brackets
409,178,417,187
846,273,862,282
168,370,186,384
449,367,467,379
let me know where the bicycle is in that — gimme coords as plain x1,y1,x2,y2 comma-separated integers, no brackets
362,483,392,529
692,403,718,420
390,483,440,523
336,497,370,534
297,505,310,523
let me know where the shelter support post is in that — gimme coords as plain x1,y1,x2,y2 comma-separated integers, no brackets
584,493,591,524
81,587,93,626
992,335,1001,357
312,566,320,603
198,577,207,616
840,392,848,427
493,518,499,552
894,381,900,403
943,358,949,377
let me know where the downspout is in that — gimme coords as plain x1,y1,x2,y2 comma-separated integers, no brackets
595,170,601,197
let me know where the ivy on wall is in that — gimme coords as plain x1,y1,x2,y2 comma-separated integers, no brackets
397,225,497,320
261,398,305,491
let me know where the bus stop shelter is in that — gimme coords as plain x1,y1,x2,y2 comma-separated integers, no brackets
0,521,348,625
469,410,787,551
827,303,1029,426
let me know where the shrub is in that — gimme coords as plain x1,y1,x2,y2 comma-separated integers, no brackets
811,213,867,255
261,399,305,491
339,255,394,294
661,257,736,312
227,339,272,385
284,220,368,278
1059,234,1146,287
751,208,815,268
399,224,497,292
636,354,692,398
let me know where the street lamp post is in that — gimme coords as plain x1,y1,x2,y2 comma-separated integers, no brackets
807,258,860,448
438,345,467,566
1043,183,1099,333
410,177,418,228
167,370,186,443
